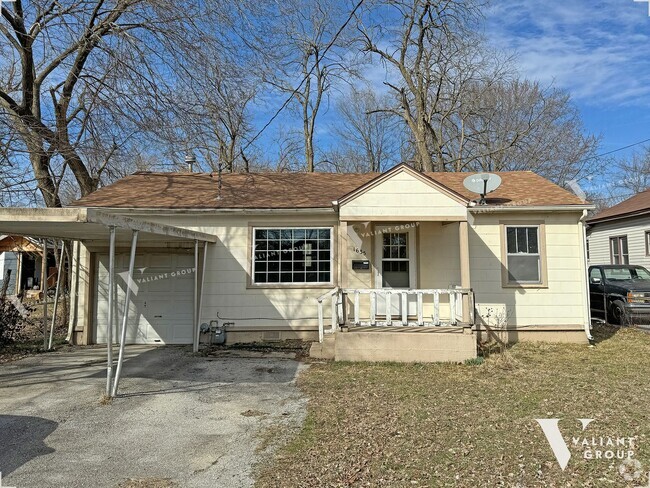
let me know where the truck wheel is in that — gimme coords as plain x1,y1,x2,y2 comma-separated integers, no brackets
610,300,627,326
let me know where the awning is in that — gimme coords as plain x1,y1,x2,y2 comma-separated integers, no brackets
0,206,214,396
0,207,218,244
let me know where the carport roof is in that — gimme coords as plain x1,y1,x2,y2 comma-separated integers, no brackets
0,207,218,243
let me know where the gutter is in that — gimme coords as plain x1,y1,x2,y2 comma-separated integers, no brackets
579,209,594,341
470,205,595,213
79,207,337,216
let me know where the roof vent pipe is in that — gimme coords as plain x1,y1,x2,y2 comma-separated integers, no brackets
185,154,196,173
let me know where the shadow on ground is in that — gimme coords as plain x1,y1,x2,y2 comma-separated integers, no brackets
0,415,57,476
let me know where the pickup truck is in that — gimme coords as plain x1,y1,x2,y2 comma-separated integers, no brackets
589,265,650,325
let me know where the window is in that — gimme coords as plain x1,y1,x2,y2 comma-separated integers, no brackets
603,267,650,281
589,267,603,284
505,225,542,284
252,228,332,284
610,236,629,265
381,232,410,287
646,231,650,256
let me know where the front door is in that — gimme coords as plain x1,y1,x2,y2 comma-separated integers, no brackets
374,226,417,317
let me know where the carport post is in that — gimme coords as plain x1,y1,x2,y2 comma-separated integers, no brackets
47,240,65,350
111,229,139,397
106,226,116,396
193,241,208,353
42,239,48,349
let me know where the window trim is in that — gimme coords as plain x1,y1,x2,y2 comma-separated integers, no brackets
609,235,629,265
247,224,336,289
500,221,548,288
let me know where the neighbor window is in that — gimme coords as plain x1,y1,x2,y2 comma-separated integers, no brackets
505,225,542,284
646,231,650,256
610,236,629,265
252,228,332,284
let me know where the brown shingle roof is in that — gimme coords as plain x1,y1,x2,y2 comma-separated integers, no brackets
588,189,650,223
69,169,586,209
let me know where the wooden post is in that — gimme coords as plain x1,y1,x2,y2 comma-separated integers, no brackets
354,291,360,325
433,291,440,326
401,292,408,325
318,299,324,342
385,291,392,326
459,221,471,324
417,292,423,326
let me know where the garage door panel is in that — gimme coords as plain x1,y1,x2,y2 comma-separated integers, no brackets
94,253,195,345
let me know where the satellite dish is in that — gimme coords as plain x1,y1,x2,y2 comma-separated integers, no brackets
463,173,502,205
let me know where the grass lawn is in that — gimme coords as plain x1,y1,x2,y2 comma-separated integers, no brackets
257,326,650,487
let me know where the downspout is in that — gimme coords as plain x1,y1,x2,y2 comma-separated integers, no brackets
579,210,594,341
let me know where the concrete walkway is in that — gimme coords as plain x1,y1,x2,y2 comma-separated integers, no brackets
0,346,307,488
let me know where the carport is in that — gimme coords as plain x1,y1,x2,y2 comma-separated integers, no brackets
0,207,218,397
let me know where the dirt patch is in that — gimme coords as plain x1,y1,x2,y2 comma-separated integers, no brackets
241,409,267,417
117,478,177,488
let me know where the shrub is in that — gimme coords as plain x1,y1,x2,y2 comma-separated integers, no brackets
464,357,484,366
0,299,28,346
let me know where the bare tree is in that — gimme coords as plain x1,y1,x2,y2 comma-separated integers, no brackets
252,0,359,172
448,80,601,185
331,87,401,172
0,0,245,206
157,52,258,173
357,0,488,171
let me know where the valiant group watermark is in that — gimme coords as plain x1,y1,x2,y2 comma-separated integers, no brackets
119,266,196,296
536,418,646,484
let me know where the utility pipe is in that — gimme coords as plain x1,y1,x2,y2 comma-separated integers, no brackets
580,210,594,341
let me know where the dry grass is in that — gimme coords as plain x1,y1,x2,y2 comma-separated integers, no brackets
256,326,650,487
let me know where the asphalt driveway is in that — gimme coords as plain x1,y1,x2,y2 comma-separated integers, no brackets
0,346,307,488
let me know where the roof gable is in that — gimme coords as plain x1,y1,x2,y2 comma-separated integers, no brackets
588,189,650,224
338,164,468,220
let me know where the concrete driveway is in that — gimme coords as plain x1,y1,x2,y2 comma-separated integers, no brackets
0,346,307,488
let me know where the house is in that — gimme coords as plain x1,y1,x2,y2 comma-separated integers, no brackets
0,164,593,362
0,235,50,297
587,190,650,267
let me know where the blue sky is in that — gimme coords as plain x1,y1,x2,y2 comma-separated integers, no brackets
248,0,650,188
485,0,650,156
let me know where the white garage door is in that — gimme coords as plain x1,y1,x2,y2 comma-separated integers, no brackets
94,252,195,344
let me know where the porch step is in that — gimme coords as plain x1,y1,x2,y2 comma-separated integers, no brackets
309,335,335,360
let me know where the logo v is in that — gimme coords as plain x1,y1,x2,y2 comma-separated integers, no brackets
535,418,594,470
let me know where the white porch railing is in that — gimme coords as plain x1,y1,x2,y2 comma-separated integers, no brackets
317,288,475,343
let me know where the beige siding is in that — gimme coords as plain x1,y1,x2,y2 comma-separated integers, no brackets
73,207,589,343
469,212,588,328
339,171,467,219
587,216,650,267
127,213,338,332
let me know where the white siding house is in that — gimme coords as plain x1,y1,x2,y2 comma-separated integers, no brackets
0,164,594,362
587,190,650,268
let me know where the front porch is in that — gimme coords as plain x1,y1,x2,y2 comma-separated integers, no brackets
312,287,478,362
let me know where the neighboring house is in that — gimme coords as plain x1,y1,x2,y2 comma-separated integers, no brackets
587,190,650,267
0,164,593,362
0,235,45,296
